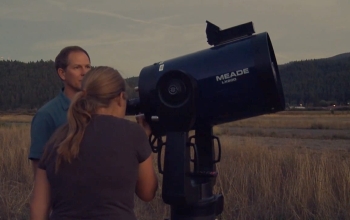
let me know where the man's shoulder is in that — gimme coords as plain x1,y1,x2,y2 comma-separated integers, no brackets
37,95,62,114
32,95,65,125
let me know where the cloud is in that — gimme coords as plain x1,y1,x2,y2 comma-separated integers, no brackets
0,0,69,21
76,8,179,28
28,22,209,76
44,0,67,11
30,22,205,54
31,33,152,51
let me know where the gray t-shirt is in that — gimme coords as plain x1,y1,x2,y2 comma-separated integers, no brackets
38,114,152,220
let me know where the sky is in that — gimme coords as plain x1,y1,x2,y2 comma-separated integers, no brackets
1,0,349,78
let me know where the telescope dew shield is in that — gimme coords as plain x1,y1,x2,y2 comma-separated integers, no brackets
138,31,285,128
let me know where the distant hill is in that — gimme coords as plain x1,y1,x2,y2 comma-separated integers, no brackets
326,52,350,61
0,52,349,111
278,53,350,107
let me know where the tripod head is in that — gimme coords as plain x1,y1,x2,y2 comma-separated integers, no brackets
126,21,285,220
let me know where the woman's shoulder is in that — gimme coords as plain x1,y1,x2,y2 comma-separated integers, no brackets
91,114,143,132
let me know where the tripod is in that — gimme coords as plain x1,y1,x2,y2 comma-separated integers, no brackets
150,122,224,220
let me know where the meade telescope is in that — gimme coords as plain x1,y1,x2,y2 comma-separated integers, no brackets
126,21,285,220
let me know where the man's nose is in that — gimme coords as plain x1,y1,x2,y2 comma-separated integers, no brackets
81,67,90,75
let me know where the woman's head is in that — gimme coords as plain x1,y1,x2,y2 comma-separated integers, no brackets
74,66,127,118
46,66,127,172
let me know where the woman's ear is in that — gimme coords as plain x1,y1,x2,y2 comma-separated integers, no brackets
115,96,122,107
115,92,125,107
121,91,127,100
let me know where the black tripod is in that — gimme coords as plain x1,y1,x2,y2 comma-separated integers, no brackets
150,122,224,220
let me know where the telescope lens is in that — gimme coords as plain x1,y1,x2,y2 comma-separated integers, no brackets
157,71,192,108
168,80,183,95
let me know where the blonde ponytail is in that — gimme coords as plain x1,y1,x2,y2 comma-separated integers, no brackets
55,90,91,172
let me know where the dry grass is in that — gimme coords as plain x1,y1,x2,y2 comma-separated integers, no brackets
0,115,33,123
2,111,350,130
1,112,350,219
219,111,350,130
214,136,350,220
0,115,135,124
0,124,32,220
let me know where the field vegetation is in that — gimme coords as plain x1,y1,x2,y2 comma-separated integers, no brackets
1,111,350,219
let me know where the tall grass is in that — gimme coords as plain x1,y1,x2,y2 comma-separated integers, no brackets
214,136,350,219
1,114,350,219
0,124,32,220
221,112,350,130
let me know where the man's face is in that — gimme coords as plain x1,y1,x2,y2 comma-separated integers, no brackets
58,51,91,92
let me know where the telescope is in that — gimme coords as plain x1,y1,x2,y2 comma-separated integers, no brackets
126,21,285,220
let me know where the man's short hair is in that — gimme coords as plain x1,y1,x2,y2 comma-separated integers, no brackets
55,46,90,72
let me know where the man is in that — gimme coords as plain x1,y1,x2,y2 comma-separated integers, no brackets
28,46,91,177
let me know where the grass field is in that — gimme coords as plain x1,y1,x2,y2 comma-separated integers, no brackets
1,111,350,219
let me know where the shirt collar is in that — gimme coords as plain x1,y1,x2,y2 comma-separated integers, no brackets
59,87,70,111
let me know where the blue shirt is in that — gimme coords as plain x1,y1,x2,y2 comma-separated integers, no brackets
28,88,70,160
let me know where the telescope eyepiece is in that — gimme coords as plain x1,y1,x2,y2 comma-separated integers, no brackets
125,98,140,115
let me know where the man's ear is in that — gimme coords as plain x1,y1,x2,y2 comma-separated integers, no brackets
57,68,66,81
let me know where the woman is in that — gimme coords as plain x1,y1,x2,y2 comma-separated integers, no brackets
30,66,158,220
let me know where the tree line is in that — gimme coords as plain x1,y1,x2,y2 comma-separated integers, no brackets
279,55,350,107
0,60,139,111
0,54,349,111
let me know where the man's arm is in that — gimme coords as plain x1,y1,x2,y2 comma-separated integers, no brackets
29,111,55,178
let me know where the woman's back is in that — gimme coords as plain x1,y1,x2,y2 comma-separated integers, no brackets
39,114,152,220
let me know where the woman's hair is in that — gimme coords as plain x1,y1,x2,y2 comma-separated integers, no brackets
42,66,126,172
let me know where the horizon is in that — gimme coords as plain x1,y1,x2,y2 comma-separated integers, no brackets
1,50,348,66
